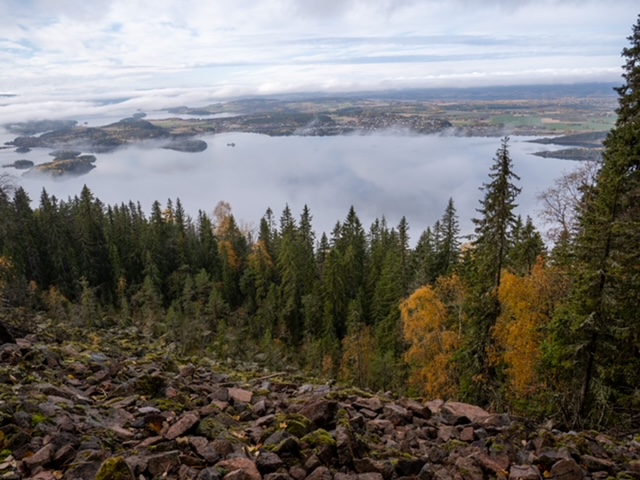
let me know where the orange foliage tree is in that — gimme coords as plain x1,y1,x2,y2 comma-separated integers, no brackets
400,274,465,399
493,258,567,399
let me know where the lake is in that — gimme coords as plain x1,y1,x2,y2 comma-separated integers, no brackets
1,130,577,243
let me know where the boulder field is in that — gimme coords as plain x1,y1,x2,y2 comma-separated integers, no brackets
0,321,638,480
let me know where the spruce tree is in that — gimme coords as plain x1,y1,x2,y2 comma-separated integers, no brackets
461,137,521,404
554,14,640,425
472,137,521,289
433,198,461,280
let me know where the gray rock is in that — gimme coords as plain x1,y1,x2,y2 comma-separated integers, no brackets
198,467,223,480
256,451,285,474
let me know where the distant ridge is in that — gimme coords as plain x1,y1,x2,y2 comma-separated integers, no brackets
254,82,619,103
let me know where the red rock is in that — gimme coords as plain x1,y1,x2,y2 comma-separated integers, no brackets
441,402,490,422
229,388,253,404
306,466,333,480
366,419,394,435
354,397,383,412
289,466,307,480
212,400,230,411
437,425,455,442
473,452,510,474
382,404,411,426
52,444,76,465
147,450,181,477
336,424,354,467
165,413,200,440
24,444,55,469
298,399,338,428
353,458,394,479
179,464,200,480
459,426,475,442
189,436,220,463
225,469,249,480
137,436,164,449
30,471,58,480
455,457,484,480
580,455,615,473
508,465,540,480
357,473,383,480
110,424,135,439
217,457,262,480
400,398,431,419
550,459,585,480
264,473,293,480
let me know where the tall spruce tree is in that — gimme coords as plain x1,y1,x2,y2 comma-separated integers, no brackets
433,198,461,280
554,14,640,425
472,137,521,289
461,137,521,404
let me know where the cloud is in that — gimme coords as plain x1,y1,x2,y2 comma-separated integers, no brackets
0,0,637,110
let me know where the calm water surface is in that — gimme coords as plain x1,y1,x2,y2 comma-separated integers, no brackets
1,131,576,241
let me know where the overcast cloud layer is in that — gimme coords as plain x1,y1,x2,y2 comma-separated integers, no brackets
0,0,638,121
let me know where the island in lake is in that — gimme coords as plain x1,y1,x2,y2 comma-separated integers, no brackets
2,85,617,178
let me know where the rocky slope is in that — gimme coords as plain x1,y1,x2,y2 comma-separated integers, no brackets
0,320,638,480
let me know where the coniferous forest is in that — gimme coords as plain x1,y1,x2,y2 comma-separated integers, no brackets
1,15,640,431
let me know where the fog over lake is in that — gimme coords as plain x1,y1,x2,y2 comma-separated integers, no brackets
1,131,575,243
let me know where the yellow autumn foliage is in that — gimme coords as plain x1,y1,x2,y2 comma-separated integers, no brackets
0,256,14,299
401,274,465,399
493,258,567,398
218,240,240,270
248,240,274,271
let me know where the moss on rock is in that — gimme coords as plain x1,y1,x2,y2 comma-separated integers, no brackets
275,413,313,438
95,456,135,480
301,428,336,448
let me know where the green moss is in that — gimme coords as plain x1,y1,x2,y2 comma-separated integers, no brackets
301,429,336,448
95,457,134,480
336,408,350,429
31,413,49,426
153,398,186,413
275,413,312,438
617,474,635,480
445,439,468,452
0,449,12,461
327,387,372,401
196,417,225,440
136,374,166,398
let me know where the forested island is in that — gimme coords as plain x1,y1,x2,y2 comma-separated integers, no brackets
0,14,639,480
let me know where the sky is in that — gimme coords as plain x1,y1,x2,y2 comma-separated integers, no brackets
0,0,638,121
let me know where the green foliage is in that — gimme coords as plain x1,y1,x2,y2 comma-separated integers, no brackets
2,27,639,430
543,14,640,428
